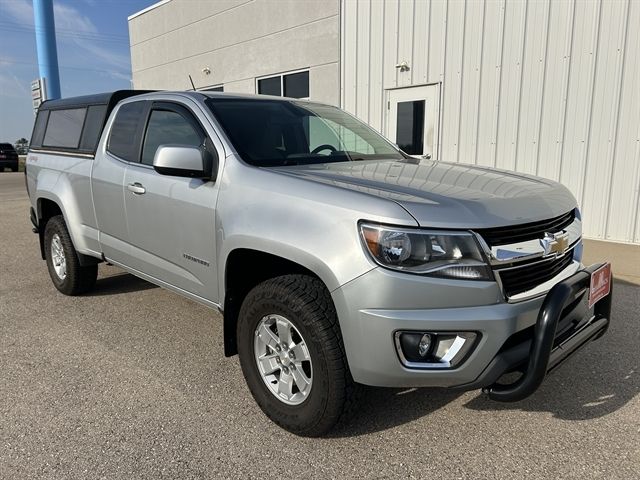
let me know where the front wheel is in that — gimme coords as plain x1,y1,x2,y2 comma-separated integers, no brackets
44,215,98,295
237,275,357,436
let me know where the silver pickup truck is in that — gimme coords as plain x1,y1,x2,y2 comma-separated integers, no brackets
26,90,612,436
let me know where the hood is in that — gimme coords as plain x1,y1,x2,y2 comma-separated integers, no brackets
272,159,577,229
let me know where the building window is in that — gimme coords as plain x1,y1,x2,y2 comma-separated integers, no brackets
257,70,309,99
257,76,281,96
202,85,224,92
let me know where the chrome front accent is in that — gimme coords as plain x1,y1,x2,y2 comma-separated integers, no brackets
472,212,582,302
503,259,581,303
475,215,582,266
394,331,477,369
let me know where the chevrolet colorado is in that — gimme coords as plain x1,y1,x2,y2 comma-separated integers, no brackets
26,90,612,436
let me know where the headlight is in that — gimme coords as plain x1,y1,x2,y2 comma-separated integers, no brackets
359,223,492,280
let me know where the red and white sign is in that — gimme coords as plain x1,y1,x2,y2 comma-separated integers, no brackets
589,262,611,308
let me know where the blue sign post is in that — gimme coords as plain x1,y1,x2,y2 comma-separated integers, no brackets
33,0,61,100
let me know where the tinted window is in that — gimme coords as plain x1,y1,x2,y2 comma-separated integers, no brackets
107,101,146,162
207,98,402,167
306,117,375,154
284,71,309,99
204,86,223,92
304,117,340,152
0,143,14,150
79,105,107,151
396,100,425,155
43,108,86,148
257,76,281,96
141,110,202,166
30,110,49,148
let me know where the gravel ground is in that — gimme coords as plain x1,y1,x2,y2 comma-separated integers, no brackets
1,172,638,479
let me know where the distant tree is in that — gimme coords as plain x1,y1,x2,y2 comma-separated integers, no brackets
14,138,28,155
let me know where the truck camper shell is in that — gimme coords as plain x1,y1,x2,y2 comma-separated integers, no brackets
30,90,154,157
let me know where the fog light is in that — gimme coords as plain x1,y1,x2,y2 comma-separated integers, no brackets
418,334,431,357
395,331,478,369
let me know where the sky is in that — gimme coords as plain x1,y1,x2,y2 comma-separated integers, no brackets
0,0,153,142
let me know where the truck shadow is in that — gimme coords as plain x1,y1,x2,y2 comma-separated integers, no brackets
86,272,158,296
333,281,638,437
329,386,464,438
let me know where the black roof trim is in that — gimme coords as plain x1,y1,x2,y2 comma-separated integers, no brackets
39,90,155,111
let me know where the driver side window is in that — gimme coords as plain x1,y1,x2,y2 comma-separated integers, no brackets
141,109,203,166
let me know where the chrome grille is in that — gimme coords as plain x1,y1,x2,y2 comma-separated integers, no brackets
496,253,574,298
475,209,579,299
476,210,576,246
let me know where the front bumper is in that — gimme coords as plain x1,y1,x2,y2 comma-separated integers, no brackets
332,263,611,399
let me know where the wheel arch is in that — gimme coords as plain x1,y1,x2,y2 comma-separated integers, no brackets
221,248,335,357
36,196,64,259
36,195,99,266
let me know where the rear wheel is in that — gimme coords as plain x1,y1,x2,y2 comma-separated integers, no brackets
11,164,18,172
44,215,98,295
237,274,357,436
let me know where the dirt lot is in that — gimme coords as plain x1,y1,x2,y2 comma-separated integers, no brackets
1,173,638,479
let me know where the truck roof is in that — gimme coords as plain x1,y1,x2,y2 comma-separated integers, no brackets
30,90,329,157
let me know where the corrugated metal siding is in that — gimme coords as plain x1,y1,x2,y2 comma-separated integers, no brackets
341,0,640,244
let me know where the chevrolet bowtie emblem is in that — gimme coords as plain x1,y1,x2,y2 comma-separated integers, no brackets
540,231,570,257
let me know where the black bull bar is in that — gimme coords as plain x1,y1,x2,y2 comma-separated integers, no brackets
483,263,612,402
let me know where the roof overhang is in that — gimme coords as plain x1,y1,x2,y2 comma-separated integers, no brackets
128,0,172,21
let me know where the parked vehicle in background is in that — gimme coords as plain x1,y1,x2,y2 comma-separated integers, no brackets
0,143,19,172
25,90,613,436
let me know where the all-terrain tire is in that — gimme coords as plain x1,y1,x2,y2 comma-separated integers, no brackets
237,274,358,437
44,215,98,295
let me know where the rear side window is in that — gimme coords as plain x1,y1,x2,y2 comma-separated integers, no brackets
79,105,108,151
107,101,146,162
141,110,203,165
30,110,50,148
43,108,87,149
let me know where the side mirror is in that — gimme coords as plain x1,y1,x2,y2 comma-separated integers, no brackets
153,145,217,180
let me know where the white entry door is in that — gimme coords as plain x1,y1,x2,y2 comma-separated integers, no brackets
386,84,440,160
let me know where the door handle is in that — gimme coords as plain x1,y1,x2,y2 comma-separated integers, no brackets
127,182,146,195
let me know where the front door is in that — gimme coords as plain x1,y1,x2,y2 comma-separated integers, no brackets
123,101,219,302
385,84,440,160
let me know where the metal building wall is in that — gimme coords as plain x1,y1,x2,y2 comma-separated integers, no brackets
341,0,640,244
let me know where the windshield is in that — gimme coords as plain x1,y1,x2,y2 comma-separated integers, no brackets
206,98,406,167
